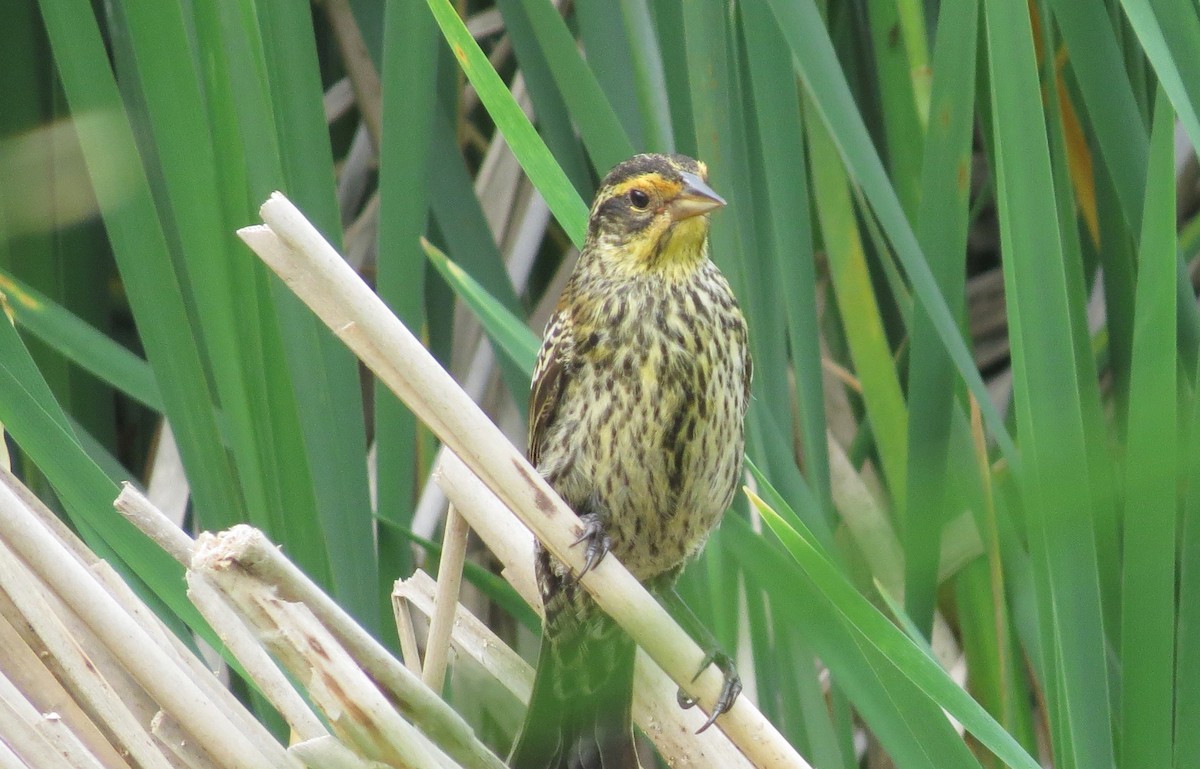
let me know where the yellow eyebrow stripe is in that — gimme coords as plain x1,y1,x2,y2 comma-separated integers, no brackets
609,174,682,201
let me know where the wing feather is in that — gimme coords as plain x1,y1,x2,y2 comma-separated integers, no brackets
528,311,572,468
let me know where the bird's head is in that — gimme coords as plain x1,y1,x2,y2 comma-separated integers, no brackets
584,153,725,275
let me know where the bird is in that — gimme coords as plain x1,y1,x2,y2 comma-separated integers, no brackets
508,153,752,769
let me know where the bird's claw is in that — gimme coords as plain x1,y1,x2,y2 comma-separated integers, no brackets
571,513,611,583
677,648,742,733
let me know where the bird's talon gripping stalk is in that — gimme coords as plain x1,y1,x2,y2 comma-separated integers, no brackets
678,649,742,733
571,512,612,582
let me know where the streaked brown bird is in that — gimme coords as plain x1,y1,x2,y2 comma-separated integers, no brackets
508,153,752,769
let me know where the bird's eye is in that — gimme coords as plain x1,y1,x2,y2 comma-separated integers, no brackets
628,189,651,210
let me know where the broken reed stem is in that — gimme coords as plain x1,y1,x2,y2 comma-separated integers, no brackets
114,480,195,564
395,597,425,677
422,505,471,694
0,476,295,769
395,571,534,705
185,572,328,742
237,191,810,769
192,534,448,769
115,485,507,769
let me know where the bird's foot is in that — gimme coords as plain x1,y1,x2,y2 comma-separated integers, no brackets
571,513,612,583
676,648,742,733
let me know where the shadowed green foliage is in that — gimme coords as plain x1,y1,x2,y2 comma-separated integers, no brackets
2,0,1198,766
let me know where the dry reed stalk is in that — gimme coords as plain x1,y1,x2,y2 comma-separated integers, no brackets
115,484,507,769
0,470,295,769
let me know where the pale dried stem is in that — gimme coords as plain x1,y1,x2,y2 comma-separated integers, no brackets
115,480,195,564
0,603,136,769
394,571,533,704
87,558,285,759
1,467,97,567
187,524,507,769
150,713,221,769
185,572,328,741
238,191,811,769
428,455,535,602
422,505,471,694
0,541,161,742
0,537,172,769
116,482,505,769
413,126,545,543
192,533,449,769
0,475,294,769
290,735,390,769
0,698,70,769
0,733,29,769
395,597,425,677
0,671,106,769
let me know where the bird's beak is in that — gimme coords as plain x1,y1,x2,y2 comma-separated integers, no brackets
668,171,726,221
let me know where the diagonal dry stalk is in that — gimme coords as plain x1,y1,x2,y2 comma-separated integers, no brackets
238,191,813,769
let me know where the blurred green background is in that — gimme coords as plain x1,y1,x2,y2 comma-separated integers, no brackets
2,0,1199,767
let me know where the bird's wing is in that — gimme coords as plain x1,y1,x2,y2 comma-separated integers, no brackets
742,334,753,413
528,311,571,468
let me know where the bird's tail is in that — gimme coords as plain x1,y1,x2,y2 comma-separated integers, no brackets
507,620,638,769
